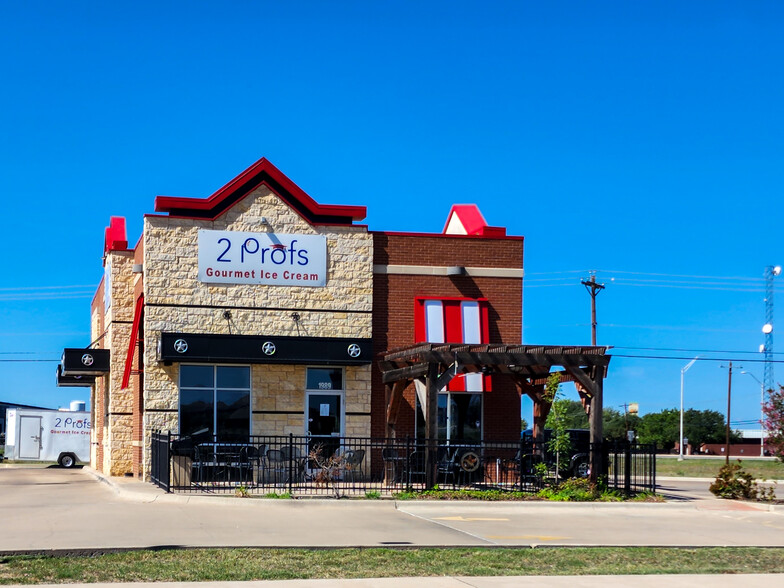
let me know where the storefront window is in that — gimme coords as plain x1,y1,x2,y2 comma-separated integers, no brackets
417,393,482,443
179,365,250,441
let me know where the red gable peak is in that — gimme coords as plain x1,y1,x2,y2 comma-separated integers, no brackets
443,204,506,237
154,157,366,225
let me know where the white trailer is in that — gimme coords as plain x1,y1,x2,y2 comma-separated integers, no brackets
3,408,91,467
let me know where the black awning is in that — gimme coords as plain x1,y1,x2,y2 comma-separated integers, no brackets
159,332,372,366
60,348,111,376
56,364,96,387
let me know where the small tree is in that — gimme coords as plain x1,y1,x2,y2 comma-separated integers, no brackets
763,384,784,462
544,372,570,480
307,444,347,498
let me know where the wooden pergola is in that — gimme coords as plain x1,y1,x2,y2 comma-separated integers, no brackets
379,343,611,487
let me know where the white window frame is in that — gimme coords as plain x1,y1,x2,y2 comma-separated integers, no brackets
304,366,346,438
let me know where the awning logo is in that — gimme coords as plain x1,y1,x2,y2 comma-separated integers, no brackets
81,354,94,366
173,339,188,354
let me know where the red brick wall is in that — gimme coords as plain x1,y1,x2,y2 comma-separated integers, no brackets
371,232,524,441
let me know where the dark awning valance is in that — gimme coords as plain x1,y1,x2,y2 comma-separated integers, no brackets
158,332,372,366
60,348,110,376
56,364,96,387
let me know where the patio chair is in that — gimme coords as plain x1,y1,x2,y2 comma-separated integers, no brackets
340,449,365,483
192,444,215,484
249,443,266,484
437,447,459,487
237,445,263,485
280,445,307,482
382,446,406,483
266,448,287,485
405,450,427,486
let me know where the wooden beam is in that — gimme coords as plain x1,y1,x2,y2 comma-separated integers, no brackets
562,360,598,397
435,362,459,390
589,368,604,483
385,379,409,437
532,394,553,442
425,362,439,490
381,363,428,384
575,382,592,417
397,351,610,369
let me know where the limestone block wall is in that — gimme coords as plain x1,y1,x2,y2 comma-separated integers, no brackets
140,184,373,477
89,305,102,470
252,364,305,436
102,250,135,476
345,365,372,438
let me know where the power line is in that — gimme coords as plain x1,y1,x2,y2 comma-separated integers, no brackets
609,353,784,364
526,269,766,281
0,284,97,291
0,359,60,362
612,345,784,356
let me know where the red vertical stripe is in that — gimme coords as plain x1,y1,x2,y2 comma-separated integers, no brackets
443,301,463,343
443,301,464,391
414,299,426,343
481,302,492,391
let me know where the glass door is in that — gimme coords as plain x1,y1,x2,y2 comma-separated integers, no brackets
305,367,344,464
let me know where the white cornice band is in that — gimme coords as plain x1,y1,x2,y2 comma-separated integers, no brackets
373,264,524,278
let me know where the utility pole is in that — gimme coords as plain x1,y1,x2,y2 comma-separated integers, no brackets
763,265,781,395
725,361,733,465
582,272,605,345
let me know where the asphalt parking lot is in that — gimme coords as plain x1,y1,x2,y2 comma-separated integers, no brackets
1,465,783,553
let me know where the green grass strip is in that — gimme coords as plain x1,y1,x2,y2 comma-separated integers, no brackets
656,457,784,479
1,547,783,583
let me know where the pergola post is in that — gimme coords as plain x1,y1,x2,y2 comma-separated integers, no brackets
424,362,439,489
589,369,604,483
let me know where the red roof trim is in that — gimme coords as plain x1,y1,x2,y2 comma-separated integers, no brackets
121,294,144,390
154,157,366,225
372,230,523,241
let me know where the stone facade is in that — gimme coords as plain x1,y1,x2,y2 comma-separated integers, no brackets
83,159,523,482
140,184,373,476
89,248,136,476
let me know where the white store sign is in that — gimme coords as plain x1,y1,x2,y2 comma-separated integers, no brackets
198,230,327,287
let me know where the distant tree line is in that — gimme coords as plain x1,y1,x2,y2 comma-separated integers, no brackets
540,400,737,451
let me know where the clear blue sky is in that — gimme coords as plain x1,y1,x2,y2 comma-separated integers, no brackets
1,1,782,430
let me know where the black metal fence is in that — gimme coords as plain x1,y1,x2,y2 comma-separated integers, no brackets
149,431,656,496
605,441,657,494
150,431,171,492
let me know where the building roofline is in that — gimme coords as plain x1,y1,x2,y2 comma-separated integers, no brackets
154,157,367,225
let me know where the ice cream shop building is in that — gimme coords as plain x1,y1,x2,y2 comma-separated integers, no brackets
61,157,612,486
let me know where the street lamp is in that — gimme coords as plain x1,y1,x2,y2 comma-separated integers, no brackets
741,370,765,457
679,356,699,461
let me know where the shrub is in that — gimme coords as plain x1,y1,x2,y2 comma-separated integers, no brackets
538,478,601,501
262,492,292,499
709,462,775,501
